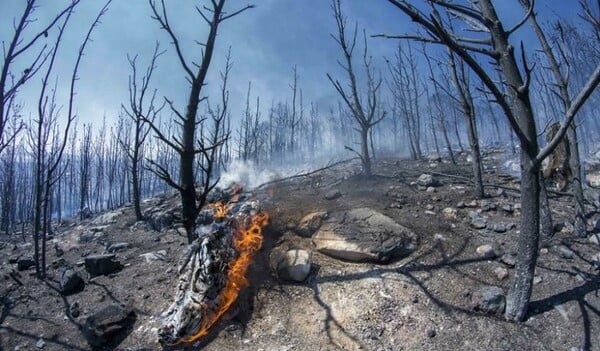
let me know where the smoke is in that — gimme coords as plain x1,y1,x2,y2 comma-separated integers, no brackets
218,160,282,189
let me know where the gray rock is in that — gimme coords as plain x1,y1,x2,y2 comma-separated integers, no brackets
588,218,600,234
480,200,497,212
591,252,600,269
83,303,135,348
139,250,167,263
296,211,328,237
442,207,457,220
59,268,84,295
324,189,342,200
147,211,174,232
17,258,35,271
533,275,543,285
476,244,497,259
69,302,80,318
84,254,122,277
471,286,505,314
501,204,514,214
494,267,509,280
91,211,119,225
312,208,418,263
456,201,466,209
36,338,46,349
557,245,575,259
470,216,487,230
427,153,442,163
417,174,440,187
277,249,312,282
492,223,507,233
589,233,600,245
500,254,516,267
106,242,131,253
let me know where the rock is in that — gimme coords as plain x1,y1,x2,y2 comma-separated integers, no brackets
442,207,458,220
494,267,509,280
427,153,442,163
59,268,84,295
69,302,81,318
500,254,516,267
554,221,574,234
417,174,440,187
556,245,575,259
83,303,135,348
470,213,487,230
456,201,466,209
312,208,418,263
324,189,342,200
466,200,478,208
36,338,46,349
425,204,434,211
589,233,600,245
588,218,600,234
106,242,131,253
426,327,436,338
591,252,600,269
501,204,514,214
480,200,497,212
277,249,312,282
91,211,119,225
476,244,497,259
139,250,167,263
147,211,174,232
296,211,328,237
588,173,600,188
533,275,543,285
471,286,505,314
492,223,507,233
17,258,35,271
84,254,122,277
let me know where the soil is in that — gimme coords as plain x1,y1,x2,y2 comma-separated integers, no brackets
1,150,599,351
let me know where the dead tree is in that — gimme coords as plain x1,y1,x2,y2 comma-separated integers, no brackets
146,0,253,243
519,0,588,237
448,50,484,198
327,0,385,176
0,1,83,156
121,43,165,221
379,0,600,321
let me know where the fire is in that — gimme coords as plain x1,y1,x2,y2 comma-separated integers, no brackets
178,210,269,343
211,202,232,219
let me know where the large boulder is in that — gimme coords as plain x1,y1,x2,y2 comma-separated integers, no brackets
312,208,418,263
147,210,174,232
277,249,312,282
83,303,135,348
417,174,441,187
84,254,122,277
59,268,84,295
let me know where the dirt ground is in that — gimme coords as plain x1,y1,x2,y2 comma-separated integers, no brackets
1,151,599,351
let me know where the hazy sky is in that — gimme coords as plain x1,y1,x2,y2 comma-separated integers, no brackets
0,0,584,129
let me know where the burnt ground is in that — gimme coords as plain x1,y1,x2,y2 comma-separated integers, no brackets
1,150,600,351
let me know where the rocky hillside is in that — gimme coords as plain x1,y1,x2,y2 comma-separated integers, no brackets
1,151,600,351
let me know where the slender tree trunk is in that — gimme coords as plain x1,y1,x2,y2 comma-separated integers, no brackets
361,127,372,176
539,174,553,246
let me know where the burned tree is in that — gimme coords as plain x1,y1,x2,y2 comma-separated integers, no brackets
145,0,253,243
379,0,600,321
121,44,165,221
327,0,385,177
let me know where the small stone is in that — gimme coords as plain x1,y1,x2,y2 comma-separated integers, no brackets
426,187,436,193
471,217,487,230
425,204,434,211
476,244,497,259
557,245,575,259
417,174,440,187
492,223,507,233
533,275,543,285
466,200,478,208
591,252,600,269
480,200,497,212
500,254,516,268
36,338,46,349
424,210,436,215
501,204,514,214
139,250,167,263
70,302,80,318
442,207,458,220
106,242,131,253
471,286,505,314
324,189,342,200
426,327,436,338
540,248,549,255
494,267,509,280
456,201,466,209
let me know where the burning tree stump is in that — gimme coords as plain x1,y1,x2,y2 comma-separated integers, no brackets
158,198,268,345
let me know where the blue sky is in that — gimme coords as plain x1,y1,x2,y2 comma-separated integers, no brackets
0,0,586,129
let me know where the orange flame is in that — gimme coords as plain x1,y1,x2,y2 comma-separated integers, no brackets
211,202,232,219
179,211,269,343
